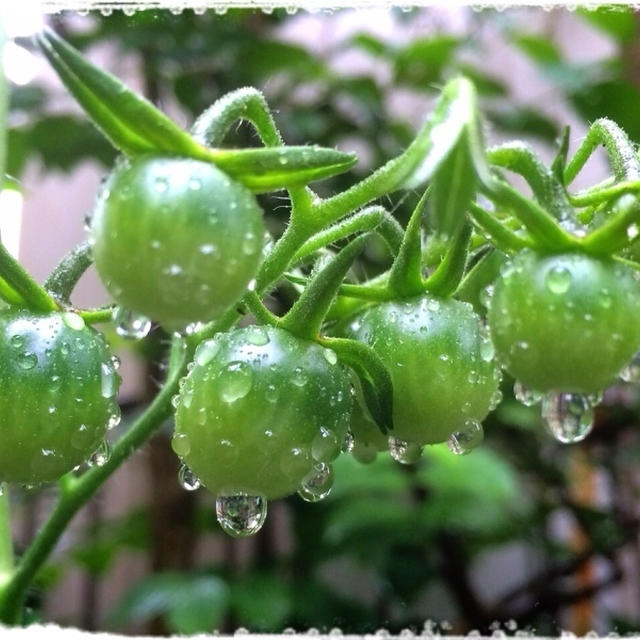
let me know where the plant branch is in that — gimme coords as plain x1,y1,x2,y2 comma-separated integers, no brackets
44,241,93,305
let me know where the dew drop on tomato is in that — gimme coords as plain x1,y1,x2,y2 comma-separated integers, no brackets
447,419,484,455
215,493,267,537
88,440,111,467
298,462,334,502
178,463,200,491
545,265,572,294
620,350,640,383
388,436,422,464
219,361,253,403
113,307,151,340
540,393,593,444
311,426,340,463
513,381,542,407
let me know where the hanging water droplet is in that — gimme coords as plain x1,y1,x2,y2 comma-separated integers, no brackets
545,265,571,294
513,381,542,407
541,393,594,444
62,312,85,331
298,462,334,502
341,431,354,453
18,352,37,370
479,284,494,309
178,464,200,491
311,427,340,462
620,350,640,383
388,436,423,464
88,440,111,467
195,339,220,366
323,348,338,365
107,408,121,430
447,419,484,455
172,432,191,457
219,361,253,403
110,355,121,370
246,326,270,346
215,493,267,537
100,362,118,398
113,308,151,340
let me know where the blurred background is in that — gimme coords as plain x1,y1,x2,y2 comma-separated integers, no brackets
4,5,640,636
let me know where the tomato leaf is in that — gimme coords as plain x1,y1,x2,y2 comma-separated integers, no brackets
319,336,394,435
35,28,209,159
211,146,358,193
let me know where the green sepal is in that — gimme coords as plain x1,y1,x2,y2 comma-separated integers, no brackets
551,125,570,185
0,275,24,306
35,28,209,159
429,133,478,238
279,234,368,340
211,146,357,193
318,336,394,435
455,248,506,314
387,189,429,298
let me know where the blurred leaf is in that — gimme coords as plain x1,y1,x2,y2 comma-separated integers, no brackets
351,32,391,58
510,33,563,65
486,105,559,142
394,36,461,88
243,40,326,79
231,573,293,630
455,63,507,96
108,572,229,634
8,85,47,112
578,6,637,43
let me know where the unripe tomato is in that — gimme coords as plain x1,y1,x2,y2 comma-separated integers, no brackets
347,296,500,445
173,325,352,499
0,309,121,484
488,250,640,393
90,155,264,331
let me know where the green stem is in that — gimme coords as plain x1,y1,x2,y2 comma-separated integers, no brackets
293,206,403,263
468,202,534,252
44,241,93,304
0,340,190,623
0,485,13,590
77,306,115,324
256,223,310,292
424,221,472,297
580,195,640,254
0,243,58,313
243,290,278,327
568,180,640,207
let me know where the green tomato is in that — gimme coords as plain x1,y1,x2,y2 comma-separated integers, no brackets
173,325,352,500
0,309,121,484
347,296,500,445
488,250,640,393
90,155,264,331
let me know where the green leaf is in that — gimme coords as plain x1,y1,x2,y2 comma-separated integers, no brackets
393,36,461,89
578,6,637,43
231,574,293,630
212,145,357,192
35,28,209,159
510,33,563,65
107,572,229,634
485,105,559,142
350,32,391,58
454,63,507,97
319,336,394,435
551,125,570,184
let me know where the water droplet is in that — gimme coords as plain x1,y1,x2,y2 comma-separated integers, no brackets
341,431,354,453
480,284,494,309
323,349,338,365
178,464,200,491
311,427,341,462
199,243,216,256
388,436,423,464
292,367,308,387
195,339,220,366
242,232,259,255
246,326,270,346
113,308,151,340
599,289,612,309
447,420,484,455
219,361,253,403
265,384,278,403
620,350,640,383
18,352,37,370
216,493,267,537
10,334,24,349
188,177,201,190
171,394,180,409
298,462,334,502
172,432,191,457
480,337,495,362
88,440,111,467
100,362,118,398
107,409,121,430
541,393,594,444
110,355,121,371
513,381,542,407
545,265,571,294
154,176,169,192
62,312,85,331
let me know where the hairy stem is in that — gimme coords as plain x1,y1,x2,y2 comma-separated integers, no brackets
44,241,93,304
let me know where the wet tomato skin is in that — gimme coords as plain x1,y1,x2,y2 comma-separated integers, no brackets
90,154,264,331
173,325,352,500
347,296,500,445
0,309,121,484
488,250,640,394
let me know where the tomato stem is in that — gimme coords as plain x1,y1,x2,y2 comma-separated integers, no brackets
243,291,279,327
580,195,640,255
568,179,640,207
468,202,534,252
0,242,59,313
0,485,13,588
423,221,472,297
44,241,93,305
77,306,115,325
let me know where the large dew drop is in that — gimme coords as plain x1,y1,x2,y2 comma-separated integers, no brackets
215,493,267,538
545,265,571,294
219,361,253,403
541,393,594,444
178,464,201,491
388,436,423,464
513,381,542,407
447,419,484,455
298,462,334,502
101,362,119,398
88,440,111,467
311,427,341,462
113,307,152,340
